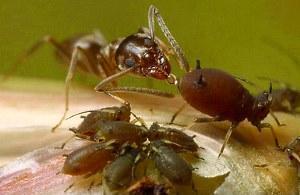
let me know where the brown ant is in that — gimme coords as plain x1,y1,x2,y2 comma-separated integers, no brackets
3,5,187,132
170,59,284,157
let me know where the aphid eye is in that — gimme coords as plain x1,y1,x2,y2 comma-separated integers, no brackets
125,58,136,67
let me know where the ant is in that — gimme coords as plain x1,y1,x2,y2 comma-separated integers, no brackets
3,5,188,132
168,59,284,157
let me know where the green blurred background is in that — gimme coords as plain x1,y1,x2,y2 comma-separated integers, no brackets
0,0,299,92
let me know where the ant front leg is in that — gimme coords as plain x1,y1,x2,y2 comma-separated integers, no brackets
257,123,280,148
148,5,189,72
1,35,69,82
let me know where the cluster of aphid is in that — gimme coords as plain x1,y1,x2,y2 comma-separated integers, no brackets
62,94,200,193
3,3,300,193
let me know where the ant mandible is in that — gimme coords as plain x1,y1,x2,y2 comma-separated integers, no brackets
3,5,188,132
172,59,284,157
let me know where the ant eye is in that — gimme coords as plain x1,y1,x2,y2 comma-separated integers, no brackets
125,58,136,67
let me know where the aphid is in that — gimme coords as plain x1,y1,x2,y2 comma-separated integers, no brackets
258,77,300,113
93,121,148,145
62,141,117,176
148,122,199,152
282,136,300,164
177,60,282,157
126,177,170,195
103,146,140,190
149,140,193,185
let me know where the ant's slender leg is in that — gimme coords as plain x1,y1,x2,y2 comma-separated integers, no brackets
1,35,69,82
218,123,237,158
96,53,118,87
103,86,175,98
169,103,186,124
194,116,222,123
257,123,280,148
269,110,286,126
51,44,93,132
94,67,135,91
55,135,75,149
148,5,189,72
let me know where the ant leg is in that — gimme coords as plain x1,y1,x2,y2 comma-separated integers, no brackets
148,5,189,72
94,67,135,91
104,86,175,98
51,45,81,132
194,116,222,123
55,135,75,149
169,103,186,124
257,123,280,148
269,110,286,126
1,35,69,82
218,123,237,158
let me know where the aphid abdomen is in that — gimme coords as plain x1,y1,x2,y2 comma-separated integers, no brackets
148,123,199,152
179,68,254,122
151,141,192,184
62,143,115,176
94,121,146,144
103,148,139,190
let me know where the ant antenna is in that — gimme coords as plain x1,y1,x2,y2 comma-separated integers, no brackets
195,59,201,70
148,5,190,72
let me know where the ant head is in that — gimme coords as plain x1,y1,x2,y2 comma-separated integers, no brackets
116,33,171,80
250,83,273,124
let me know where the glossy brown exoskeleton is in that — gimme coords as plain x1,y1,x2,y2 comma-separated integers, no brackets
177,60,283,157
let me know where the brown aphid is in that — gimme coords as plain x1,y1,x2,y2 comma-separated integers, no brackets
68,103,131,138
178,60,282,157
93,121,147,145
62,141,116,176
150,140,193,185
148,123,199,152
103,147,140,190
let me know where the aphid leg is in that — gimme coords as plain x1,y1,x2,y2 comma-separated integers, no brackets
64,183,74,192
51,42,100,132
169,103,186,124
257,123,280,148
94,67,135,91
269,110,286,126
55,135,75,149
148,5,189,72
194,116,222,123
218,123,237,158
1,35,69,82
